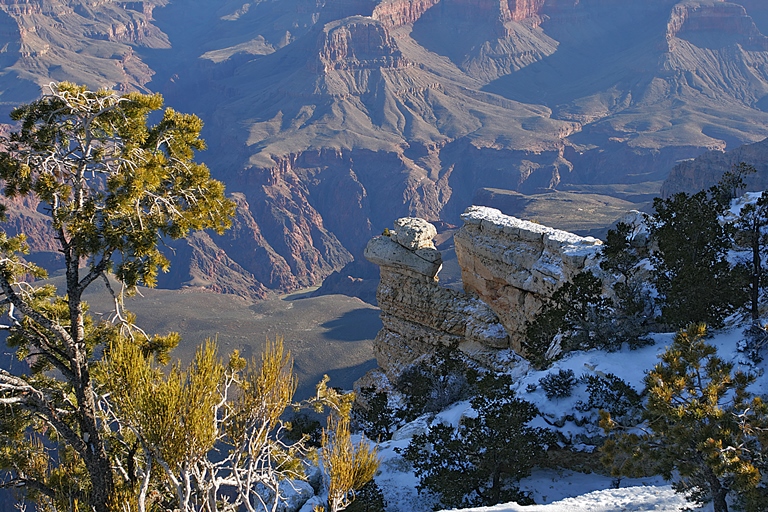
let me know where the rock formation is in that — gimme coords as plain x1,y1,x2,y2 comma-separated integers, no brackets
667,1,768,50
661,136,768,197
365,208,602,375
364,217,510,373
372,0,442,29
312,17,409,72
455,206,603,352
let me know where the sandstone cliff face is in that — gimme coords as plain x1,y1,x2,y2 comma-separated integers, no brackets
365,209,601,375
0,0,169,97
364,217,510,373
372,0,546,30
455,206,602,352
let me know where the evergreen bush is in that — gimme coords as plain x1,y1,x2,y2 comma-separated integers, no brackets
400,374,553,509
394,345,476,421
539,369,578,400
344,480,387,512
576,373,641,418
352,386,398,441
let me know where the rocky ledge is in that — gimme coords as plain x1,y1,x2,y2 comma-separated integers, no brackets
455,206,603,352
365,207,603,376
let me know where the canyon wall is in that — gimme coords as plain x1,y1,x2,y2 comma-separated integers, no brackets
661,136,768,197
365,207,602,374
667,1,768,50
312,17,409,72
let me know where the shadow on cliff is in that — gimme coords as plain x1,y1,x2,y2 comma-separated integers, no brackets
320,308,382,342
293,359,378,399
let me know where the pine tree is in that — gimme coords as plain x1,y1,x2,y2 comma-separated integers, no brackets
733,189,768,324
320,414,379,512
649,188,745,328
601,324,768,512
0,82,234,511
102,336,315,512
525,271,613,365
401,374,553,509
600,220,654,340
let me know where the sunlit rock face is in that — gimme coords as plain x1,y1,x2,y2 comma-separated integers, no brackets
364,208,602,375
454,206,602,353
364,217,510,374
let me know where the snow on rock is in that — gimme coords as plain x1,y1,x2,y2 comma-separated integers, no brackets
455,206,603,355
364,217,514,376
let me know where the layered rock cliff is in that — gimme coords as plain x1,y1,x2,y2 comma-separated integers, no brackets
312,17,409,72
661,136,768,197
372,0,441,28
0,0,168,99
455,206,603,352
667,1,768,50
365,217,511,372
8,0,768,302
365,208,602,374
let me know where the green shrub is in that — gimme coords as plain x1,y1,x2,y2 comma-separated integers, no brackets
352,387,398,441
344,480,387,512
400,374,553,509
539,369,577,400
394,345,476,422
576,373,641,418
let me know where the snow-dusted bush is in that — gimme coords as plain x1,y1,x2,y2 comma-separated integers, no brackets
399,374,554,509
576,373,641,419
353,386,399,441
601,323,768,512
394,345,476,421
539,369,578,400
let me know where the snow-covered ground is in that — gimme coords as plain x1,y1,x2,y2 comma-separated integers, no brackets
369,326,761,512
448,484,696,512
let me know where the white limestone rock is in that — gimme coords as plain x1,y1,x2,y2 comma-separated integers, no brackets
364,220,442,278
392,217,438,250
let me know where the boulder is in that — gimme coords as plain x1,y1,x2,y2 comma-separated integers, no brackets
364,235,442,278
392,217,438,250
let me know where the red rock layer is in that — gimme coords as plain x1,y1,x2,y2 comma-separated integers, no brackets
372,0,441,28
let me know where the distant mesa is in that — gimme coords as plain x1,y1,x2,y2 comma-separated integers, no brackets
312,17,409,72
667,1,768,50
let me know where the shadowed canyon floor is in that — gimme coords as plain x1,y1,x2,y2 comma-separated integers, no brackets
76,282,381,399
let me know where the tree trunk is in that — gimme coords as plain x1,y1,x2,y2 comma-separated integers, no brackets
706,470,729,512
67,258,115,512
78,362,115,512
713,489,729,512
751,228,761,323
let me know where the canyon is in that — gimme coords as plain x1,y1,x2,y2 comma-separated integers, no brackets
2,0,768,300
